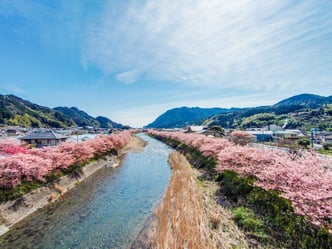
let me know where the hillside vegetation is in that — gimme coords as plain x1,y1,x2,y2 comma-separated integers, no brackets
0,95,74,128
53,106,99,127
145,107,231,128
204,94,332,131
204,104,332,131
274,93,332,107
0,94,123,128
145,94,332,129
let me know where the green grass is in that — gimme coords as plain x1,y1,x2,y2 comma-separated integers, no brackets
0,180,43,202
318,148,332,156
232,206,268,240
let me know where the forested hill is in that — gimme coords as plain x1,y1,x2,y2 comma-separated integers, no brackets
53,107,125,129
0,94,124,128
204,94,332,131
274,93,332,108
53,106,99,127
0,94,75,128
146,94,332,130
145,107,231,128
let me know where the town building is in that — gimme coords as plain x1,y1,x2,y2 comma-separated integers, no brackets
315,131,332,144
185,126,207,134
273,129,304,141
246,130,273,142
19,130,68,147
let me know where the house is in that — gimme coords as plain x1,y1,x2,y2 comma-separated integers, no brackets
19,130,68,147
325,135,332,144
54,129,72,136
264,124,283,132
316,132,332,144
6,128,18,136
246,130,273,142
186,126,207,134
202,126,225,137
273,129,304,141
185,126,226,137
67,134,97,143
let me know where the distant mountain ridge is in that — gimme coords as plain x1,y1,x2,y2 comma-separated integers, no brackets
54,107,124,129
145,107,231,128
146,94,332,129
0,94,75,128
95,116,124,129
204,94,332,131
53,106,99,127
274,93,332,108
0,94,123,128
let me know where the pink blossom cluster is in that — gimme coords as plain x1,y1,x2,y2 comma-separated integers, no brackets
0,131,131,188
149,130,332,231
0,138,28,155
230,130,255,145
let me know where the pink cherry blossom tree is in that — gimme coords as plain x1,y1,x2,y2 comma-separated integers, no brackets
0,138,28,155
231,130,255,146
0,131,131,188
149,130,332,231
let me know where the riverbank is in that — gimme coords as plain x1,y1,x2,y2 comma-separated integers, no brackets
0,134,146,236
132,151,249,249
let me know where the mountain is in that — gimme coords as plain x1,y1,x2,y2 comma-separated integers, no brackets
274,93,332,108
145,107,230,128
0,94,124,128
0,94,75,128
53,107,99,127
146,94,332,131
204,94,332,131
53,107,125,129
95,116,124,129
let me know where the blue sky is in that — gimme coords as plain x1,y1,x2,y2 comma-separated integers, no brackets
0,0,331,127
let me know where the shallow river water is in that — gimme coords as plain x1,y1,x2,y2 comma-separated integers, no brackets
0,133,173,249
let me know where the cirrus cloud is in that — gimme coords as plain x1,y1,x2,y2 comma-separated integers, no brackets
116,70,140,84
82,0,332,93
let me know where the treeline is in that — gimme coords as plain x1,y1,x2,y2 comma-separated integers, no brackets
204,104,332,131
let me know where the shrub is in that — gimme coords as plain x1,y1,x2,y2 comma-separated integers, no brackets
233,206,264,231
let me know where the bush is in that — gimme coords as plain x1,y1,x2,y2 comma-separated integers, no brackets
233,206,265,232
323,143,331,150
298,138,311,149
217,170,254,201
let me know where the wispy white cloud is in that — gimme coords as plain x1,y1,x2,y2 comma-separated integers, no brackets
82,0,332,92
1,84,25,94
1,0,330,127
116,70,139,84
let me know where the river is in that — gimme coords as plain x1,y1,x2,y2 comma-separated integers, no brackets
0,133,173,249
